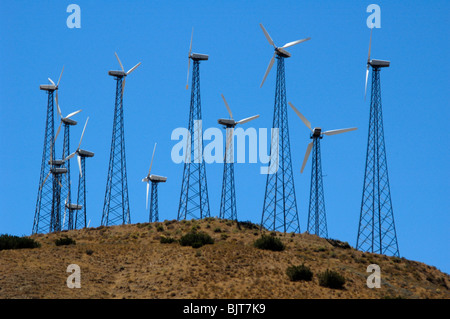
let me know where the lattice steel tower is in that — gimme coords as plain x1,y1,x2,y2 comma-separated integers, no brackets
258,24,309,233
102,53,141,226
218,94,259,221
357,58,399,257
260,56,300,233
33,81,57,234
289,102,357,238
142,143,167,223
219,125,237,221
75,150,94,229
307,136,327,237
177,31,210,220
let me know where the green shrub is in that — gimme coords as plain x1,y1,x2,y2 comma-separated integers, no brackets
253,235,285,251
286,264,313,282
318,269,346,289
155,224,164,232
214,227,222,233
0,234,41,251
160,236,177,244
179,232,214,248
55,236,76,246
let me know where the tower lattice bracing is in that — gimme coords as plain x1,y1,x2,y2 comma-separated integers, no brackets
261,57,300,233
307,137,328,237
219,127,237,221
33,90,56,234
149,182,159,222
50,165,63,233
178,60,211,220
102,75,131,226
75,157,87,229
60,123,73,230
357,66,399,256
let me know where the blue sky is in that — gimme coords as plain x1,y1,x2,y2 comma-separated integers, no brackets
0,1,449,274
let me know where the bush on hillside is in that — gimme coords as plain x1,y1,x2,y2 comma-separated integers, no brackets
318,269,346,289
0,234,40,251
286,264,313,282
55,236,76,246
253,235,285,251
179,232,214,248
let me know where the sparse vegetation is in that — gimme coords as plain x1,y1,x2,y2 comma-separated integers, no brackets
286,264,313,282
160,236,177,244
55,236,76,246
86,249,94,255
0,234,41,251
155,224,164,232
254,234,285,251
179,231,214,248
318,269,346,289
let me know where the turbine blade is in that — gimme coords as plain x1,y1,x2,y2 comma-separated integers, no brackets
221,94,233,119
77,155,82,177
55,92,62,118
55,121,62,144
236,114,260,125
281,37,311,49
114,52,124,72
78,117,89,149
40,171,52,191
260,54,275,88
364,66,369,100
186,57,191,90
368,27,373,63
65,109,82,119
64,152,76,161
48,78,55,86
127,62,141,75
148,143,157,175
122,78,126,97
288,102,312,131
57,66,64,87
189,27,194,56
323,127,358,136
301,141,313,173
259,23,274,46
146,182,150,210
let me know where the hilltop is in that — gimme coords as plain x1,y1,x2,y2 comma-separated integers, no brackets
0,218,448,299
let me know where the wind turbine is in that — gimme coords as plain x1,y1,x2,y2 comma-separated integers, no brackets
55,97,82,230
218,94,259,221
33,66,65,234
64,117,94,229
178,27,211,221
102,53,141,226
259,23,310,234
259,24,310,88
142,143,167,222
289,102,357,238
357,28,399,257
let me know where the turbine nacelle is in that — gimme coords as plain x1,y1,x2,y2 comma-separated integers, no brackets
218,118,237,127
275,47,291,58
311,127,322,138
39,84,57,91
189,53,209,61
108,70,128,77
369,59,390,68
77,149,95,158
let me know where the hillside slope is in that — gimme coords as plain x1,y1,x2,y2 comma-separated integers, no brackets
0,218,448,299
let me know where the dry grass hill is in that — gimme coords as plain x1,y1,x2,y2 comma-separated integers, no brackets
0,218,448,299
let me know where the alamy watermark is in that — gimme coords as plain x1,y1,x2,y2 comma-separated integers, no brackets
66,264,81,288
366,4,381,29
171,121,280,174
66,4,81,29
366,264,381,288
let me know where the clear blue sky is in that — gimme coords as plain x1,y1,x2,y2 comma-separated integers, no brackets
0,1,448,274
